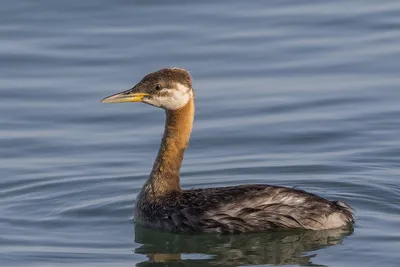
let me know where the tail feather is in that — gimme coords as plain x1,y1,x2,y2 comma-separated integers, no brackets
333,201,355,223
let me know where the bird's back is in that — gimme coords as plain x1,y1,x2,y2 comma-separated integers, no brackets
134,184,354,233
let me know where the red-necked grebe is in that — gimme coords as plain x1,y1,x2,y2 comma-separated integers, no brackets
101,68,354,233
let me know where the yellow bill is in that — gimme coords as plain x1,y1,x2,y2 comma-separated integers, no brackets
101,92,149,103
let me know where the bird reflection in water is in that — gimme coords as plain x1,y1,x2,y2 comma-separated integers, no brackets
134,224,353,267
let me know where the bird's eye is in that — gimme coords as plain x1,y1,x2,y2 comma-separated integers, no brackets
155,84,162,91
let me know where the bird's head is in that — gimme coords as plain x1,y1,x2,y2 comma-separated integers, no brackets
101,68,193,110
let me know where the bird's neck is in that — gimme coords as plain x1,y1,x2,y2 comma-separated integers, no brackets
143,96,195,198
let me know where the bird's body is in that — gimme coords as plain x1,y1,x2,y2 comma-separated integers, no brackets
135,184,353,233
101,68,354,233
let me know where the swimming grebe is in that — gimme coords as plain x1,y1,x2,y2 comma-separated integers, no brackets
101,68,354,233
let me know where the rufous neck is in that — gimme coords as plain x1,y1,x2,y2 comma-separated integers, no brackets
145,97,195,196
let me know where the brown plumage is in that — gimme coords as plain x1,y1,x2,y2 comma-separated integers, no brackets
101,68,354,233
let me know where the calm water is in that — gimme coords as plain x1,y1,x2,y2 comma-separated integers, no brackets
1,0,400,266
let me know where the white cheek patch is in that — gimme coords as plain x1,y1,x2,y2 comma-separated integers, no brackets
145,83,193,110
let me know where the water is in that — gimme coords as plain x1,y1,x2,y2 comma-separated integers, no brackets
1,0,400,266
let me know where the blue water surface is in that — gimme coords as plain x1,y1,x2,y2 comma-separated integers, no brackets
1,1,400,266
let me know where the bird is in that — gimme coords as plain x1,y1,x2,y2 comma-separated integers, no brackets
101,68,354,233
